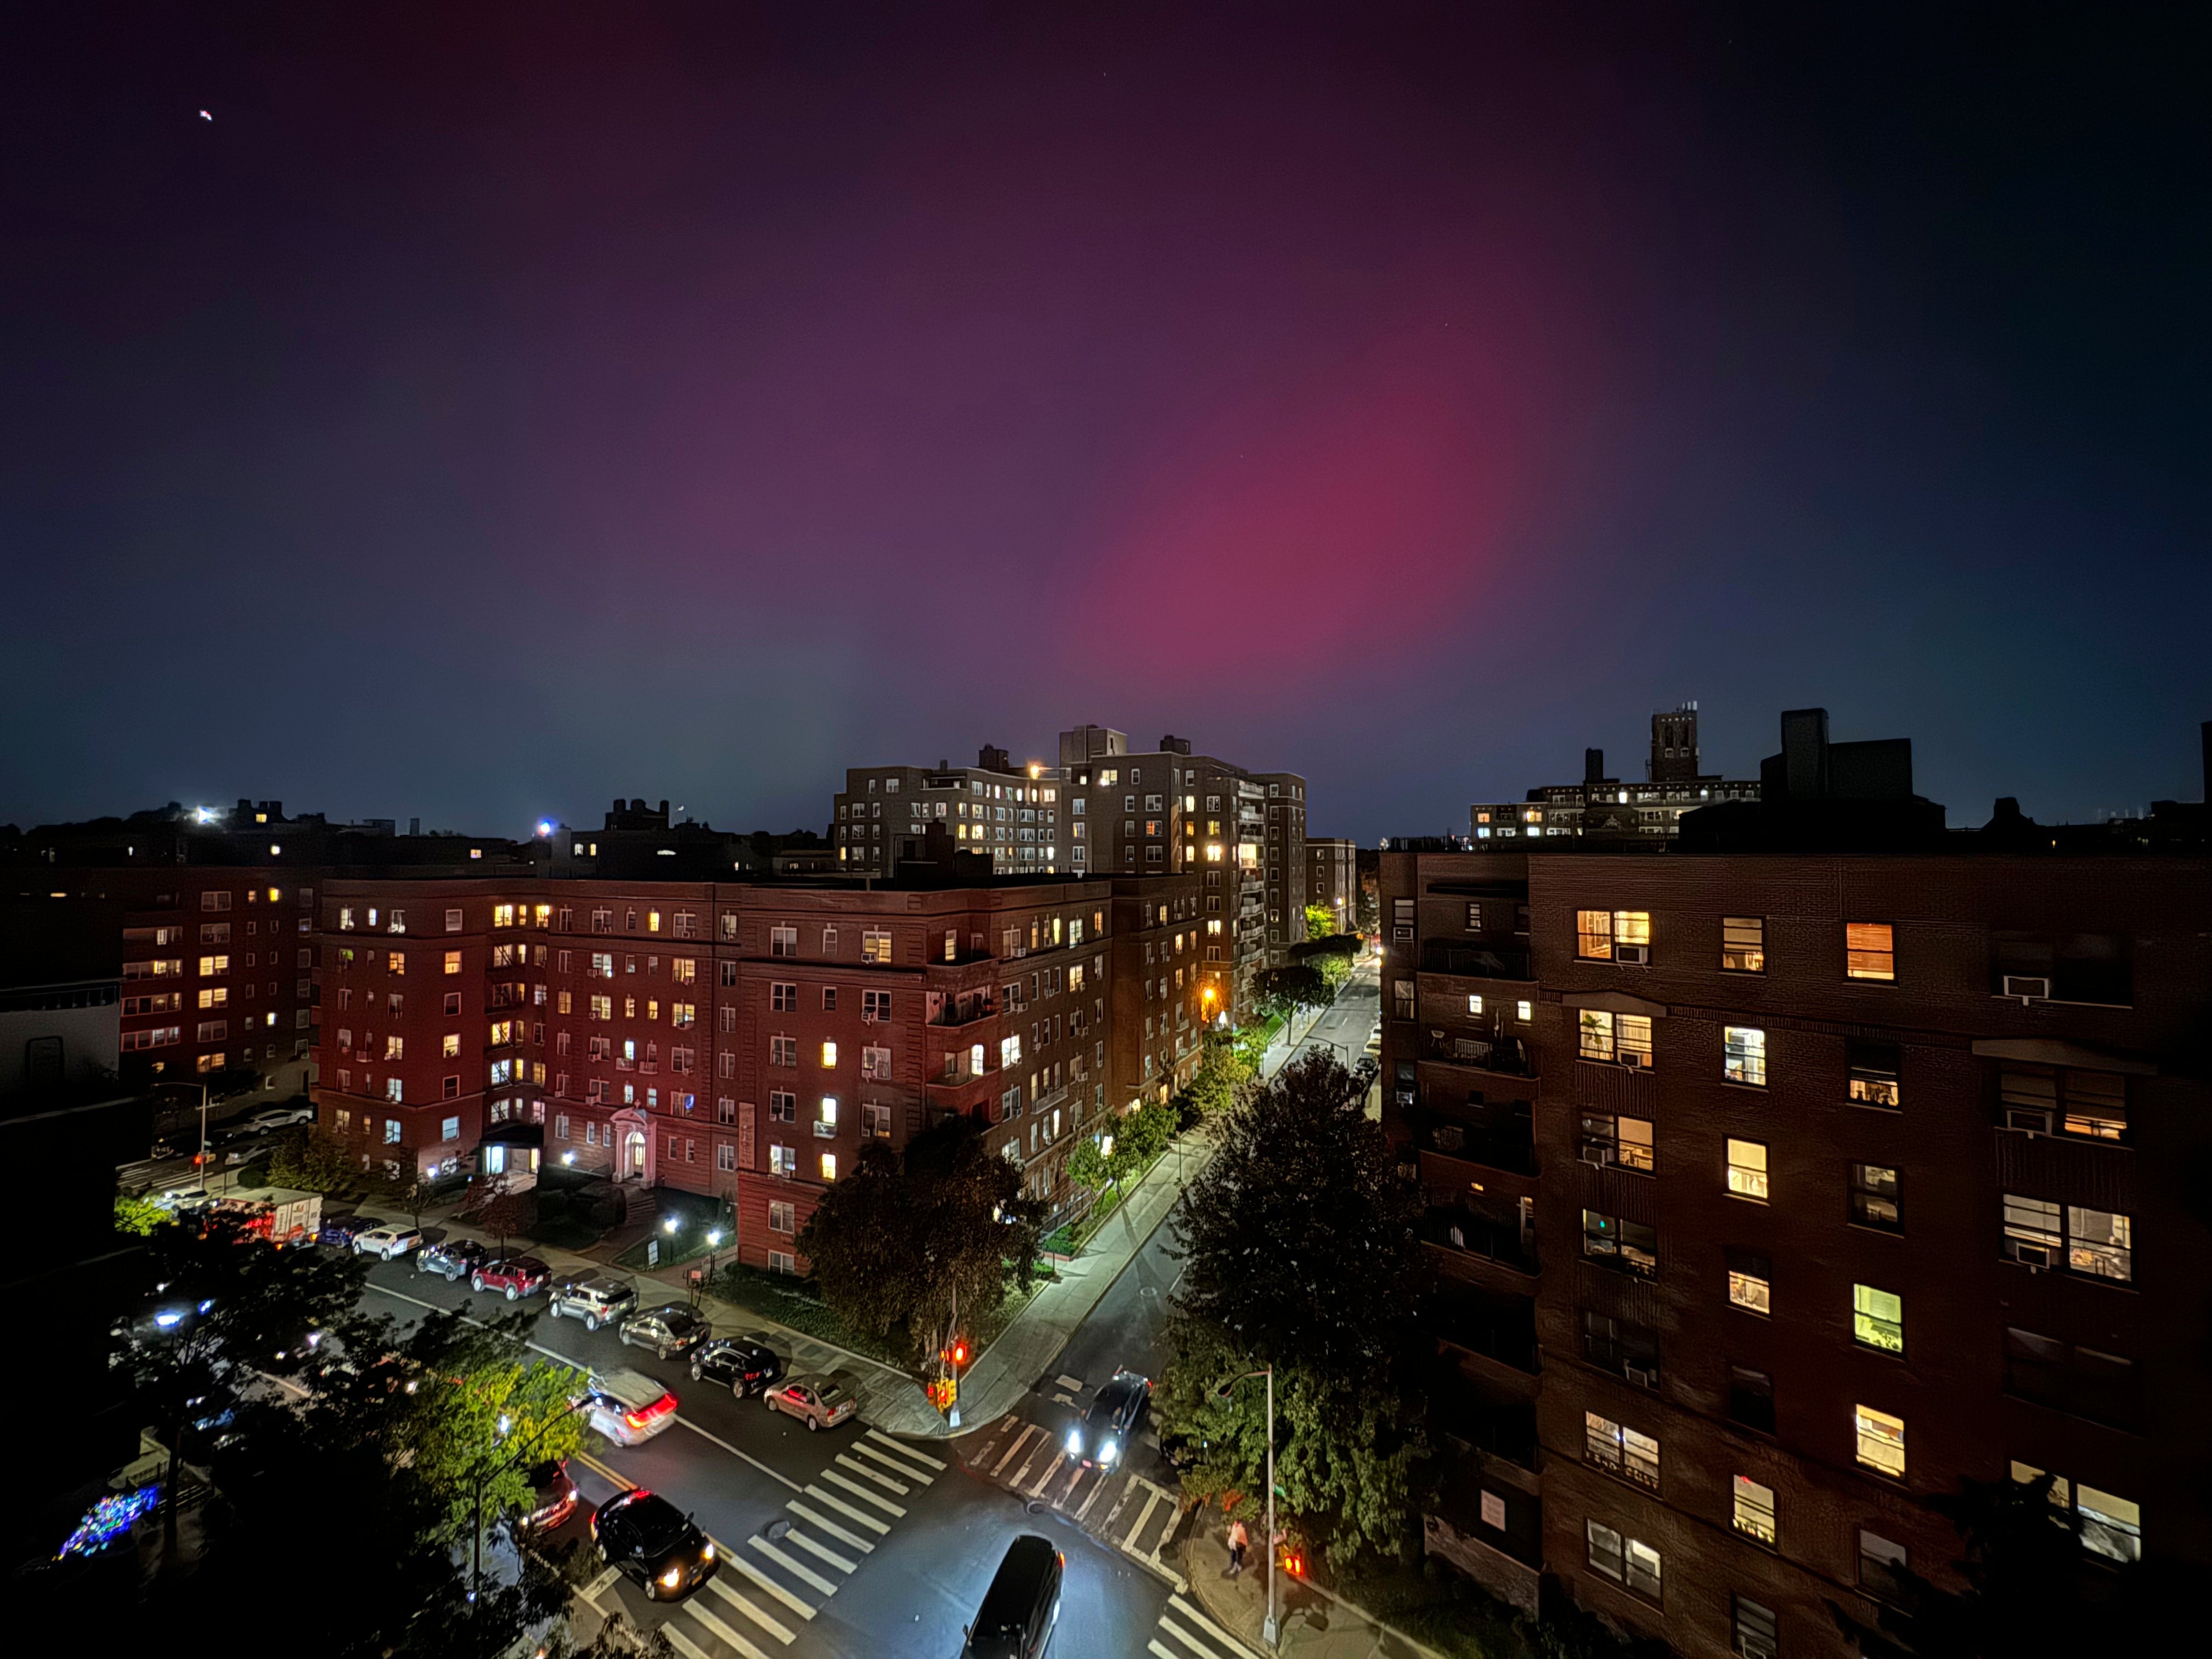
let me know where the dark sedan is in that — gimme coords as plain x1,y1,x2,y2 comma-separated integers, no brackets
690,1337,783,1397
617,1304,712,1360
318,1214,385,1249
1064,1369,1150,1469
591,1487,717,1601
416,1238,489,1282
519,1458,579,1536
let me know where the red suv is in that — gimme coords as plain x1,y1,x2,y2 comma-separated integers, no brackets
472,1255,552,1300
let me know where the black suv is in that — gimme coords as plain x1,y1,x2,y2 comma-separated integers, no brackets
1065,1370,1150,1469
591,1487,717,1601
416,1238,489,1282
691,1336,783,1397
964,1533,1063,1658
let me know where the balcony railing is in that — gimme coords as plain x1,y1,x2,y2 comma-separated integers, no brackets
1420,943,1532,980
1423,1034,1534,1078
1418,1120,1537,1178
1420,1206,1539,1277
929,1002,995,1029
812,1120,837,1138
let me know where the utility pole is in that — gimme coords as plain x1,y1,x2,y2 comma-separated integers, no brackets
1263,1364,1278,1649
195,1083,212,1196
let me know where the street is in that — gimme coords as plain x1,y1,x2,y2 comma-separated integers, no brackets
336,961,1379,1659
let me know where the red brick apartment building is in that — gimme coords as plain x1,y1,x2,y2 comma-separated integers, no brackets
1382,839,2211,1658
312,873,1116,1269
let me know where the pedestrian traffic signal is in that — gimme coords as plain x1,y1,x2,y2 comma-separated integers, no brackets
1280,1546,1306,1578
940,1338,969,1369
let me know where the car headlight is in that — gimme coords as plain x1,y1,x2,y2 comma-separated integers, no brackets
1066,1427,1084,1456
701,1541,715,1561
660,1565,683,1589
1099,1437,1119,1465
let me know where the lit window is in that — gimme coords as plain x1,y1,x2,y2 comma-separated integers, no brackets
1732,1477,1777,1545
820,1152,837,1181
1467,994,1482,1014
1723,1025,1767,1086
1515,1000,1532,1023
1720,916,1765,973
1725,1138,1769,1201
1579,1009,1616,1061
1727,1250,1771,1314
1854,1404,1906,1477
2067,1207,2133,1282
1848,1040,1901,1108
1583,1412,1660,1489
442,1033,460,1058
1846,922,1895,981
2075,1485,2142,1564
1850,1163,1903,1232
1853,1284,1904,1353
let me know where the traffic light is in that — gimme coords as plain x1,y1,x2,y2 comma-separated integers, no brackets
940,1337,969,1370
1279,1545,1307,1578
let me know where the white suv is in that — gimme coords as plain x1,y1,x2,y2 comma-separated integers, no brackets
352,1225,424,1260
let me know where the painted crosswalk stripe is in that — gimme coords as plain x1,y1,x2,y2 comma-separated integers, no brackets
803,1483,891,1534
787,1498,875,1551
867,1427,946,1470
1120,1489,1165,1557
990,1423,1043,1479
851,1440,930,1485
822,1466,906,1515
1160,1616,1230,1659
1148,1641,1184,1659
837,1451,910,1494
1170,1594,1261,1658
748,1535,839,1597
685,1597,774,1659
1101,1472,1141,1535
1056,1374,1085,1392
783,1527,857,1574
1025,1450,1068,1499
726,1551,817,1620
662,1621,715,1659
706,1572,796,1644
1075,1470,1113,1522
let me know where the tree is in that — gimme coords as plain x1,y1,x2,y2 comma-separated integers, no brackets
1254,963,1331,1023
1159,1052,1430,1567
267,1124,358,1193
114,1192,168,1235
371,1170,440,1228
1065,1133,1113,1199
1305,902,1334,941
459,1175,537,1251
798,1119,1043,1367
1186,1036,1256,1120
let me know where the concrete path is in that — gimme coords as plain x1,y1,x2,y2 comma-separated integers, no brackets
1183,1512,1448,1659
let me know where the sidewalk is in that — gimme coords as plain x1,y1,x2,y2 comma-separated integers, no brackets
1183,1514,1446,1659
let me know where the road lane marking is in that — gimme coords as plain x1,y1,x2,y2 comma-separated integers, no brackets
726,1551,817,1619
821,1468,905,1515
990,1424,1043,1479
836,1451,909,1494
1120,1489,1164,1556
849,1442,926,1486
803,1483,891,1533
783,1527,857,1573
573,1451,634,1489
866,1428,945,1470
685,1597,772,1658
662,1621,716,1659
1160,1615,1231,1659
706,1572,797,1642
1008,1431,1052,1487
748,1535,838,1596
1055,1374,1085,1392
787,1499,875,1551
1101,1472,1140,1534
675,1414,805,1492
1170,1594,1262,1658
1074,1470,1112,1522
1148,1642,1184,1659
1025,1451,1067,1499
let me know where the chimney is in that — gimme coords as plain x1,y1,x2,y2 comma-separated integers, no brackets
1160,735,1193,755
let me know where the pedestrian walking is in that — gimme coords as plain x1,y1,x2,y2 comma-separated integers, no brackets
1226,1516,1249,1578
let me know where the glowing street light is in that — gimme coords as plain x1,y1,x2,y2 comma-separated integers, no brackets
662,1216,680,1235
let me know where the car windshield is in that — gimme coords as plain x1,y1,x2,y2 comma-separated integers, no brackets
626,1496,691,1550
817,1384,848,1405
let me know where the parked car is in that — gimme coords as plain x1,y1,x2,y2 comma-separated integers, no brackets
518,1458,579,1536
691,1337,783,1397
416,1238,489,1281
763,1374,857,1433
319,1213,384,1248
473,1255,551,1300
351,1224,424,1261
963,1533,1064,1658
618,1304,712,1360
117,1286,216,1347
219,1138,267,1166
546,1276,639,1332
1064,1370,1150,1469
575,1368,680,1446
239,1103,314,1131
590,1486,715,1600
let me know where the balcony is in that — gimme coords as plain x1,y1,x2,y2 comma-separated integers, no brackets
1421,1206,1539,1278
1415,1115,1537,1178
1423,1033,1534,1079
1427,1283,1539,1376
928,1001,994,1029
1420,943,1532,980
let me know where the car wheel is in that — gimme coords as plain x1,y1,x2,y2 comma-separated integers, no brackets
471,1274,485,1291
415,1257,430,1274
805,1415,818,1433
731,1379,745,1399
548,1302,562,1319
764,1396,777,1414
505,1286,518,1302
584,1315,600,1333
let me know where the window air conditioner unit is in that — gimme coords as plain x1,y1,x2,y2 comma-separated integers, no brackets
1624,1364,1657,1389
2004,1108,2052,1136
2007,1242,2052,1269
1579,1146,1607,1167
1617,1050,1647,1069
1615,944,1649,965
2003,975,2052,1002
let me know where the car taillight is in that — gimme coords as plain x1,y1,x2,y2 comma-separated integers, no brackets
624,1393,676,1429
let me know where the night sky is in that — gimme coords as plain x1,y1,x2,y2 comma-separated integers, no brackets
3,5,2207,842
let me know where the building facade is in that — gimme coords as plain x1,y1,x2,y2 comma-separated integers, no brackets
1306,837,1358,935
311,872,1117,1267
1472,705,1760,847
1383,843,2209,1657
832,752,1064,876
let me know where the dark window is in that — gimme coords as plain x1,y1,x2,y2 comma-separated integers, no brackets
1991,932,2130,1006
1998,1065,2127,1141
1727,1365,1775,1435
1850,1164,1903,1233
1733,1595,1779,1659
2002,1328,2140,1430
1582,1310,1660,1383
1847,1039,1900,1109
1581,1210,1658,1278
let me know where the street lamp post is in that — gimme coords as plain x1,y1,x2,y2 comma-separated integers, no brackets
470,1395,594,1633
1219,1366,1280,1649
195,1082,212,1197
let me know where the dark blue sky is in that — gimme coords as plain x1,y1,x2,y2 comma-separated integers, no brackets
3,5,2207,841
